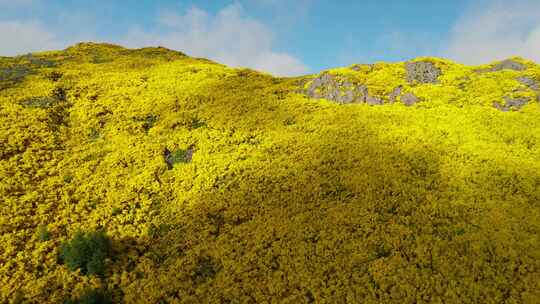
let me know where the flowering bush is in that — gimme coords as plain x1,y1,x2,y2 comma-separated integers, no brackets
1,43,539,303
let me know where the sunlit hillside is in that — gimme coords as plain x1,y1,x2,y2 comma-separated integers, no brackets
1,42,539,303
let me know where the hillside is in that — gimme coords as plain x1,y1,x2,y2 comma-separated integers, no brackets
1,42,539,303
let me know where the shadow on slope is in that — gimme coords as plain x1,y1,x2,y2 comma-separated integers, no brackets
115,103,540,303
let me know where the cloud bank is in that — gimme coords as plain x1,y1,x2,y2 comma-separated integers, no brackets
122,3,309,76
445,0,540,64
0,3,309,76
0,20,62,56
2,0,539,73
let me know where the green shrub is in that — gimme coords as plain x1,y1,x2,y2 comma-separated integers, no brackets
190,117,206,129
64,288,113,304
164,146,194,168
19,96,58,108
0,65,32,84
59,230,112,276
88,128,100,141
37,225,51,241
132,113,158,132
47,70,63,82
192,256,219,283
111,207,121,216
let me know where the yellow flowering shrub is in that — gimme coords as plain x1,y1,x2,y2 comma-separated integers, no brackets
1,43,540,303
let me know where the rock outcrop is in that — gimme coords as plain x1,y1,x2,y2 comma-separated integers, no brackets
350,64,374,72
388,86,402,104
305,73,381,105
302,58,539,111
476,59,526,73
405,61,441,84
387,86,420,106
493,96,530,112
401,92,420,106
516,76,539,91
490,59,526,72
305,73,424,106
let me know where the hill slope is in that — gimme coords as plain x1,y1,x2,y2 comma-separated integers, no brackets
1,42,540,303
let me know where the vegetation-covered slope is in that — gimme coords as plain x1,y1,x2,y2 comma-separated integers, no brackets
1,42,539,303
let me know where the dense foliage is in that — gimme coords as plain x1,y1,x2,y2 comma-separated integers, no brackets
64,288,113,304
1,42,539,303
59,230,112,276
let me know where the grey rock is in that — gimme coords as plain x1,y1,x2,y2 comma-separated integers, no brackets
401,92,419,106
304,73,387,105
358,86,372,104
184,145,195,163
388,86,402,103
405,61,441,84
342,80,353,88
366,95,384,105
493,96,530,111
338,90,355,103
305,73,371,104
516,76,539,91
491,59,526,72
350,64,374,72
504,96,528,108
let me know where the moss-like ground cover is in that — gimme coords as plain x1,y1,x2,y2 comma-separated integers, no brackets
1,42,539,303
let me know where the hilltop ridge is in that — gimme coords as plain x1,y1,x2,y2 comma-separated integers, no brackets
1,43,539,303
3,42,540,112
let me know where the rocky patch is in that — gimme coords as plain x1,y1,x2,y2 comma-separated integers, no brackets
516,76,539,91
405,61,441,84
386,86,420,106
476,59,526,73
388,86,402,103
493,96,530,112
0,65,33,90
491,59,526,72
401,92,420,106
366,95,384,105
305,73,383,105
350,64,374,72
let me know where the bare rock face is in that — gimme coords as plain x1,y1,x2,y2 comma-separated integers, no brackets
388,86,402,103
366,95,384,105
405,61,441,84
493,96,530,111
401,92,420,106
350,64,374,72
516,76,539,91
305,73,385,105
476,59,527,73
491,59,526,72
387,86,420,106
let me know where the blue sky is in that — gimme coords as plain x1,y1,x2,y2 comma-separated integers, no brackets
1,0,539,76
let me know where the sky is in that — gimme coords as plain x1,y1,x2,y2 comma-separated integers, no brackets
1,0,539,76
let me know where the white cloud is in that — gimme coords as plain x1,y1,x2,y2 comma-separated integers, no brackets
0,20,63,56
122,3,309,76
0,3,309,75
445,0,540,64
